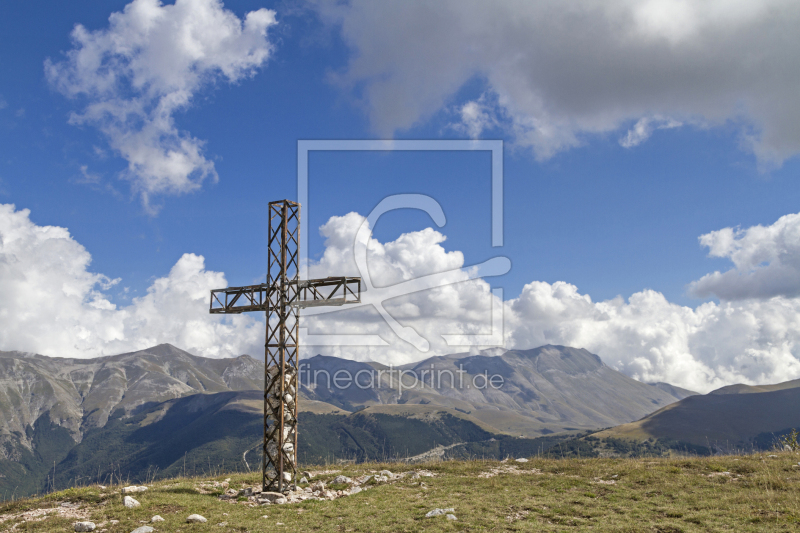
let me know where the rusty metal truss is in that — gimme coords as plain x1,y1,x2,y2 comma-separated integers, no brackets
209,277,362,314
209,200,361,492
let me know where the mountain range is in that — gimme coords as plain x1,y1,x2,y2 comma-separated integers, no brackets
0,343,695,497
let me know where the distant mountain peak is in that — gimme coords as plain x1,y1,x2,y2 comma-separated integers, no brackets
506,345,604,375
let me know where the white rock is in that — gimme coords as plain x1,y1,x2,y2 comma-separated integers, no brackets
349,486,362,495
187,514,207,523
130,527,154,533
122,485,148,494
379,470,394,477
426,508,455,518
217,522,228,527
333,475,352,484
150,515,164,522
123,496,140,508
260,492,285,503
74,522,96,532
515,458,528,463
446,514,457,521
299,477,308,484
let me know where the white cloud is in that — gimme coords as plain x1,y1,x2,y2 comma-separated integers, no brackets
0,203,261,358
619,116,682,148
46,0,277,212
689,212,800,300
453,95,498,138
4,202,800,393
319,0,800,165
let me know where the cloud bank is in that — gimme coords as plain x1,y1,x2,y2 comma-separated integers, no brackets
3,202,800,393
0,204,262,358
319,0,800,166
46,0,277,211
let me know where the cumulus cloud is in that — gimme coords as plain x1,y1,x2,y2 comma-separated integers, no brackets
319,0,800,165
46,0,277,212
292,211,800,392
689,212,800,300
0,203,261,358
4,202,800,392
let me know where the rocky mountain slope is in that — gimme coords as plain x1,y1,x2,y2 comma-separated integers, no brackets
301,345,696,436
0,344,262,450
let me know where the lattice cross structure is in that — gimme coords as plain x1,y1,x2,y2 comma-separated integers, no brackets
210,200,361,492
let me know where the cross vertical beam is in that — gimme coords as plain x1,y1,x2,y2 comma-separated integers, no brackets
264,200,299,492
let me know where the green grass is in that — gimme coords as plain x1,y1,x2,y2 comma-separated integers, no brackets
1,452,798,532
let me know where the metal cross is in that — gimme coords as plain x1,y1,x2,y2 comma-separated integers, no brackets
209,200,361,492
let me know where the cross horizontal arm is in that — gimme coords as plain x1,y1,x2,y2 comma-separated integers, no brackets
209,277,361,314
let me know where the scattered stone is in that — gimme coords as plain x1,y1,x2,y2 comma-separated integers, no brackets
299,477,308,484
151,515,164,523
130,527,154,533
259,492,286,503
515,458,529,463
122,485,148,494
187,514,207,523
768,454,778,458
302,471,314,479
446,514,457,521
123,496,140,509
379,470,394,478
426,508,455,518
611,474,618,478
74,522,96,532
333,475,352,484
349,486,362,495
409,470,435,480
98,485,107,490
216,522,228,527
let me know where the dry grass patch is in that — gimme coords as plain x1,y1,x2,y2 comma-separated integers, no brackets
0,453,798,531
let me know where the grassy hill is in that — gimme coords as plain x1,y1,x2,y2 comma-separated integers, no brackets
1,452,798,531
593,380,800,452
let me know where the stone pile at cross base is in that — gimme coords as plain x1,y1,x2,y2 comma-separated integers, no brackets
264,366,298,487
215,469,436,505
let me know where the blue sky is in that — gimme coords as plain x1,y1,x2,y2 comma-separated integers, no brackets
2,0,800,391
